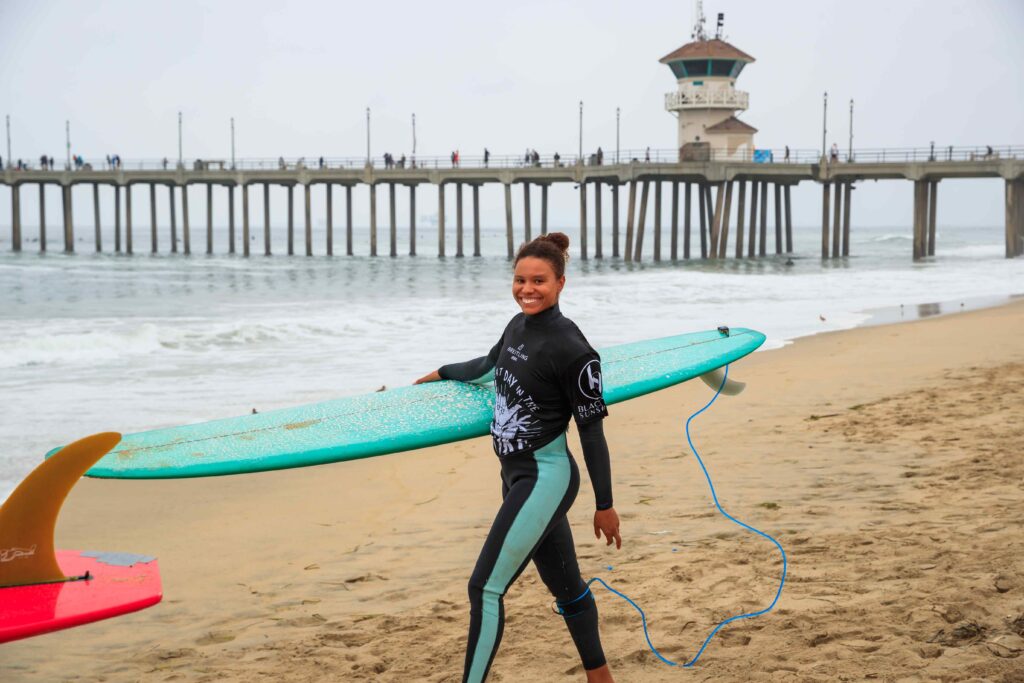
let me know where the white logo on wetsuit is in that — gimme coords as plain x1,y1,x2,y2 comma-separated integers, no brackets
578,360,603,400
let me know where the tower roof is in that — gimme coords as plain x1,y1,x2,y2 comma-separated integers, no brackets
705,116,758,134
659,39,755,65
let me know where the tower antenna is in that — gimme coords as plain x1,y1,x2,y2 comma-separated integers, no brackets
715,12,725,40
692,0,707,41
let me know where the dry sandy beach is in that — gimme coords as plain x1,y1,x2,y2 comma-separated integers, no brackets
5,299,1024,682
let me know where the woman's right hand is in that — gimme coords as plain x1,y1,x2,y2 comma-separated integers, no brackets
413,370,442,385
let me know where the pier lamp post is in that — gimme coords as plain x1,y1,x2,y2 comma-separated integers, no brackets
412,113,416,161
616,107,620,164
178,112,183,169
230,118,236,169
848,99,854,162
578,100,583,164
821,92,828,160
65,120,71,170
5,114,10,169
366,107,371,166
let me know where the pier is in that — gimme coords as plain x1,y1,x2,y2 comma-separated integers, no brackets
3,148,1023,261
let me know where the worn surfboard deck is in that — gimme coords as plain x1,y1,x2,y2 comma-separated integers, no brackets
0,550,162,644
51,328,764,479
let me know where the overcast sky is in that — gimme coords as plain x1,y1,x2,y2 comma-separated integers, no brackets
2,0,1023,228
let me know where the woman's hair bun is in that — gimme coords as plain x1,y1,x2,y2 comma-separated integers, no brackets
539,232,570,252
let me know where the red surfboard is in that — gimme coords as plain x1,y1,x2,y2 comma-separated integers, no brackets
0,549,162,644
0,433,162,642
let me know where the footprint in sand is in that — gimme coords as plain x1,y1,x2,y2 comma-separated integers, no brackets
195,630,236,646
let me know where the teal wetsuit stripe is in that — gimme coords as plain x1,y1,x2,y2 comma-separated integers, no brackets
466,434,571,683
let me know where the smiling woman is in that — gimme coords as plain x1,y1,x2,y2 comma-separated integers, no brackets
414,232,618,683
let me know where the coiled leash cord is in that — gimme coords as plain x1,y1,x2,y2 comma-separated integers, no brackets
555,364,788,668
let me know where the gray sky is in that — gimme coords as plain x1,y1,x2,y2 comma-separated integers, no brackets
2,0,1023,229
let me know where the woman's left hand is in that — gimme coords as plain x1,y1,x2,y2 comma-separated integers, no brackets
593,508,621,549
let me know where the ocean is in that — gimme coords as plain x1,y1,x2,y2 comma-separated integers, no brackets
1,220,1021,500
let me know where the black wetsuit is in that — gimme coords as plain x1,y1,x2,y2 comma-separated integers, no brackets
439,304,612,683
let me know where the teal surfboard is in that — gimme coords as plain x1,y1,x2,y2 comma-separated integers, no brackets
50,328,764,479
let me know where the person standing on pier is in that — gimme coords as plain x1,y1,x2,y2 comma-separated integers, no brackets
484,148,490,167
415,233,619,683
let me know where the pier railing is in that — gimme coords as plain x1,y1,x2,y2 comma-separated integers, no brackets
5,145,1023,172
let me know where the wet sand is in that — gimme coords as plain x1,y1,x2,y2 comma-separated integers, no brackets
5,299,1024,682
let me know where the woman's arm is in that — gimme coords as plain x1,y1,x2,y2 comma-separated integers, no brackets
414,337,502,385
578,419,613,511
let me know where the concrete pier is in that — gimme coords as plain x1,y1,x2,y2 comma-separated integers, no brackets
3,155,1019,262
913,180,928,260
327,184,334,257
181,184,190,255
1007,179,1024,257
820,183,830,259
633,180,650,262
684,182,693,259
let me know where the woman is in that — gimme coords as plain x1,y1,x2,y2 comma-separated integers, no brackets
415,233,619,683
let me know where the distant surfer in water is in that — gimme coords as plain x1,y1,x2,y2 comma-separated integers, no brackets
416,232,619,683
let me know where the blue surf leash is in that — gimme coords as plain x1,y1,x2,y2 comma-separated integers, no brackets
565,364,788,667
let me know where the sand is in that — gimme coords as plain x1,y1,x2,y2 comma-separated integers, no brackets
4,299,1024,682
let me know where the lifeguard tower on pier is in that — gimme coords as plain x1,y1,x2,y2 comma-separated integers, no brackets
660,3,757,162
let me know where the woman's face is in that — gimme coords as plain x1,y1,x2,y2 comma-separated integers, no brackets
512,256,565,315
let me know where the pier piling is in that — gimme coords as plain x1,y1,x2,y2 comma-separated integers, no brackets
472,184,480,257
774,183,783,255
784,185,793,253
735,180,746,258
697,182,707,259
580,181,588,260
209,183,215,255
758,180,768,257
126,184,134,254
287,185,294,256
92,183,101,252
39,184,47,252
710,181,724,257
927,180,937,257
541,184,549,236
843,181,853,257
62,184,73,253
523,183,531,242
410,184,417,256
149,183,157,253
181,184,190,255
684,182,692,259
114,185,121,253
653,181,662,262
327,184,334,256
611,184,619,257
264,183,271,256
438,183,445,258
346,185,354,256
634,180,650,262
670,181,679,260
831,179,842,259
390,182,398,258
306,184,313,257
913,180,927,260
595,181,603,259
169,186,178,253
11,184,21,251
228,185,234,254
456,183,464,257
241,184,250,256
820,183,830,259
719,180,733,259
624,181,636,262
748,180,758,258
504,183,513,259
